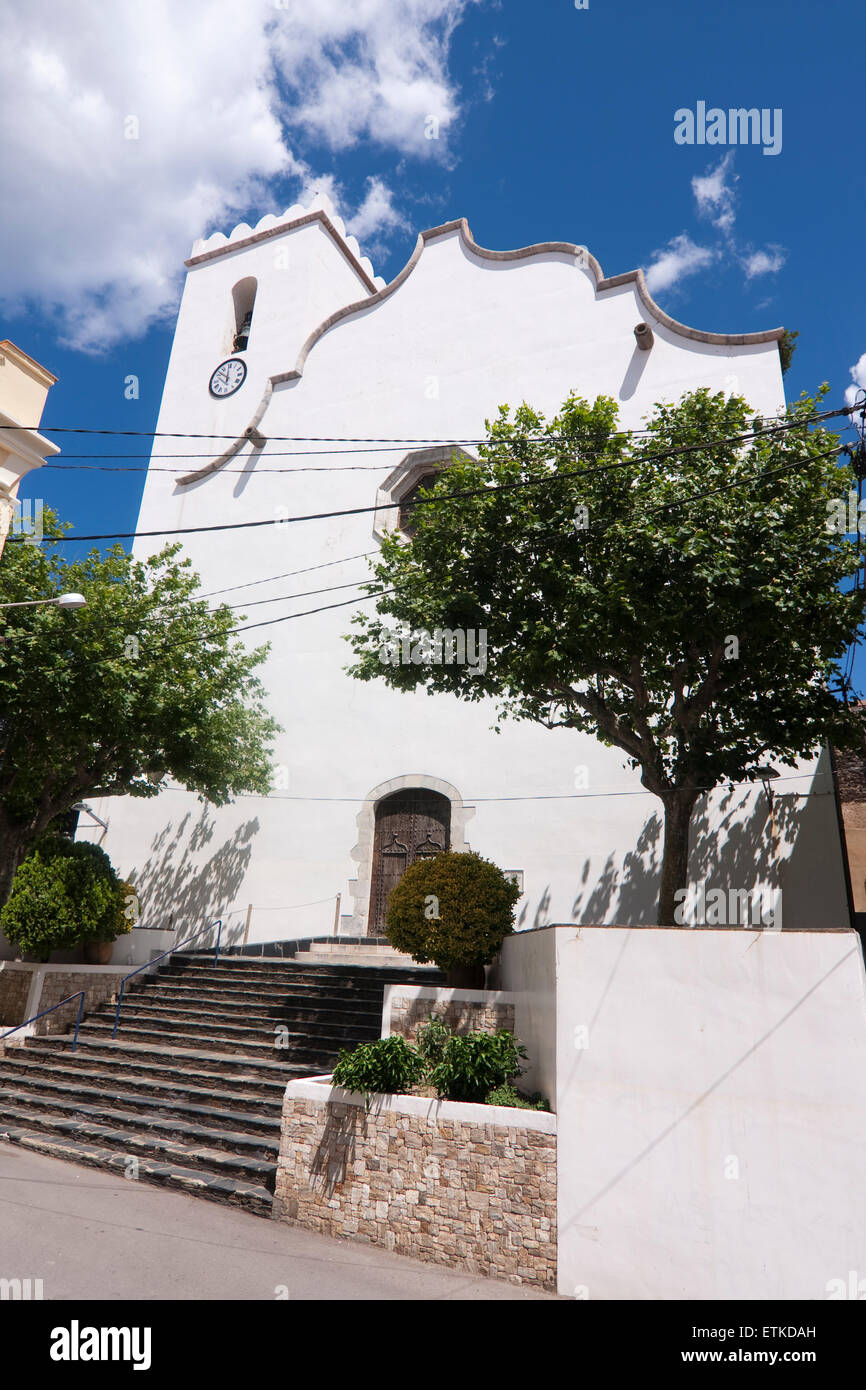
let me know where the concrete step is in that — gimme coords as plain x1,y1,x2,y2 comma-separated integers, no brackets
0,1130,273,1217
103,998,382,1034
130,983,385,1012
0,1071,282,1134
0,1099,278,1185
0,948,413,1217
0,1055,284,1116
295,950,421,967
0,1087,280,1159
85,1010,376,1053
78,1019,342,1064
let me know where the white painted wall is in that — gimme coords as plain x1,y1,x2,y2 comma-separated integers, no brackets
502,924,866,1300
87,198,847,944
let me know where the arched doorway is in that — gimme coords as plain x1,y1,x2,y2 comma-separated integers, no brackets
368,788,451,936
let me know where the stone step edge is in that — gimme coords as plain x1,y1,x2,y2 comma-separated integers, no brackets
3,1056,287,1106
16,1044,300,1089
36,1032,333,1069
0,1092,280,1156
0,1106,277,1179
0,1130,273,1215
0,1076,282,1133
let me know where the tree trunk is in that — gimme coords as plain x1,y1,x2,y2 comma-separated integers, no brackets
657,792,698,926
0,829,29,913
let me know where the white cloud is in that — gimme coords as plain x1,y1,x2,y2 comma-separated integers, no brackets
644,235,717,295
0,0,479,351
346,176,412,245
691,152,737,233
742,248,786,278
844,352,866,408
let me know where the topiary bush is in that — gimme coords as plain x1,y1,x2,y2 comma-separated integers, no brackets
384,850,521,971
427,1029,527,1104
0,835,131,962
331,1034,427,1105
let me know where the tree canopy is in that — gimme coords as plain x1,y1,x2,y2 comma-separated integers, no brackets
347,386,866,924
0,513,279,905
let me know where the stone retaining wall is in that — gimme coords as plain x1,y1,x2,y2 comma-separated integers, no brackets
0,964,32,1027
34,969,125,1035
0,963,128,1040
383,985,515,1043
274,1079,557,1288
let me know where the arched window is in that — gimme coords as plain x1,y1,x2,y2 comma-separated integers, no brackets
231,277,257,352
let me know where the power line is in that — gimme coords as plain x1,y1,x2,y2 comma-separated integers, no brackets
197,550,375,600
2,402,849,443
11,412,852,546
29,402,853,473
228,443,847,634
156,772,833,804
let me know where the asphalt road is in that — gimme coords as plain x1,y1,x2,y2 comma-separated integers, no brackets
0,1144,556,1301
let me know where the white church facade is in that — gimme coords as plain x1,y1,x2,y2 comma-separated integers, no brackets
89,193,849,947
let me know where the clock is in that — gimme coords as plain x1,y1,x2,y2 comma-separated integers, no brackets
209,358,247,398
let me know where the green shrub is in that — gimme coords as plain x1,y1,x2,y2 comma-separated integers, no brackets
428,1029,528,1104
331,1034,426,1104
486,1083,551,1111
385,851,521,970
0,835,130,961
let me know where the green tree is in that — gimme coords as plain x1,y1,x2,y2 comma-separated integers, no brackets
347,387,866,925
0,834,131,960
0,512,279,907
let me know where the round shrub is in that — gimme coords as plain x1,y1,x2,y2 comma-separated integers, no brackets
427,1029,527,1103
331,1034,426,1104
0,835,131,961
385,850,520,971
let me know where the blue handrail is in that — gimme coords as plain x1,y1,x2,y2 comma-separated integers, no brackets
111,917,222,1040
1,991,86,1052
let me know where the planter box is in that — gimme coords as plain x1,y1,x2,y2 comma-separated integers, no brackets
274,1076,557,1288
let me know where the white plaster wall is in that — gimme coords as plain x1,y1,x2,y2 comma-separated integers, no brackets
92,212,846,943
499,927,558,1104
539,925,866,1300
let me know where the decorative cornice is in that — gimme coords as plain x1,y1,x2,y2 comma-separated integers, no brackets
0,340,57,387
176,217,784,487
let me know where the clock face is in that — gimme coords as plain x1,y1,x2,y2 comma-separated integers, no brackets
209,358,247,398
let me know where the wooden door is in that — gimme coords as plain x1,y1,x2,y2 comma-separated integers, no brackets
368,789,451,936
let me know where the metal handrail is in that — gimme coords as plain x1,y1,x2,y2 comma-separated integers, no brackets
1,991,86,1052
111,917,222,1039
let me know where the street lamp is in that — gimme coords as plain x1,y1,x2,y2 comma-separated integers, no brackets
0,592,86,611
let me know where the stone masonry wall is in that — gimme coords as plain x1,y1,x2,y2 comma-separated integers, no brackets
389,994,514,1043
0,965,32,1027
275,1089,557,1288
30,970,126,1035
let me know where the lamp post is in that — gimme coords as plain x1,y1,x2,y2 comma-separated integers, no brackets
0,592,86,610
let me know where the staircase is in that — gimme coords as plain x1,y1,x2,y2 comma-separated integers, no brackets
0,953,443,1218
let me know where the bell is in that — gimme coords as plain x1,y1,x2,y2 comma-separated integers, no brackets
233,311,252,353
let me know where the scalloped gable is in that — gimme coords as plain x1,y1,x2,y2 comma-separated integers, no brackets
175,216,784,486
186,191,385,293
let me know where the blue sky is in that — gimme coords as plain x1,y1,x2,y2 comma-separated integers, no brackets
3,0,865,675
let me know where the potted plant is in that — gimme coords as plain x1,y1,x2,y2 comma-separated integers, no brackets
0,835,132,964
384,850,521,988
